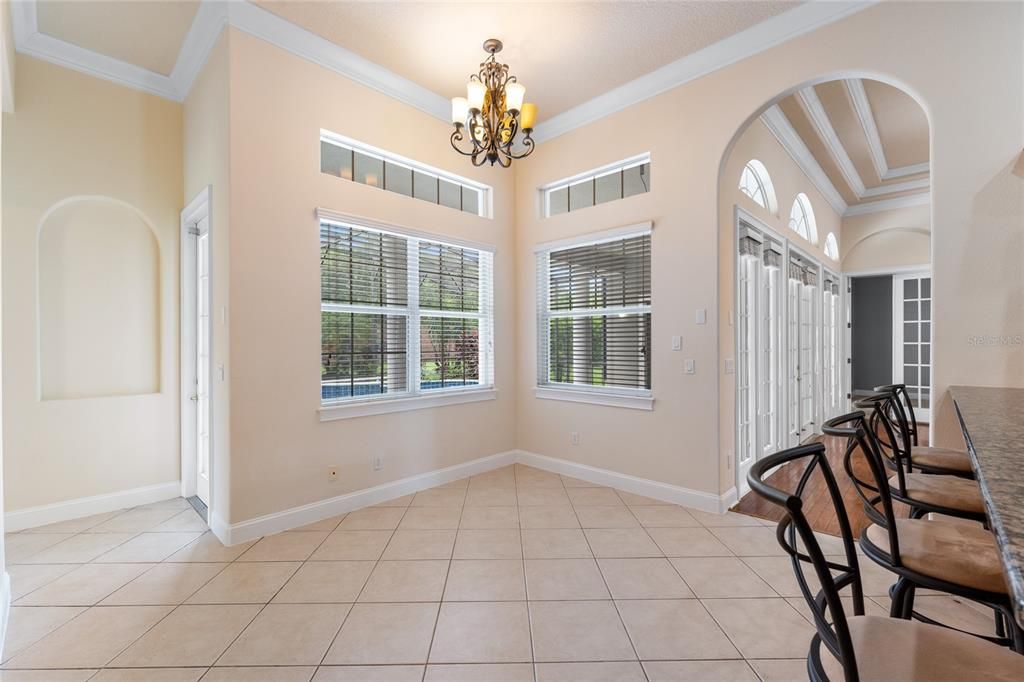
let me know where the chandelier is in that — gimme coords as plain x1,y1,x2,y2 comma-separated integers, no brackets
450,39,537,168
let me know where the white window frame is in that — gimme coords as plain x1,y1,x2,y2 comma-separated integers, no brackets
540,153,651,218
534,222,654,411
738,159,778,214
317,209,496,421
824,232,839,260
320,130,493,219
788,193,819,244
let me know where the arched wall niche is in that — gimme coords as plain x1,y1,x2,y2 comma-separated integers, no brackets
38,196,162,400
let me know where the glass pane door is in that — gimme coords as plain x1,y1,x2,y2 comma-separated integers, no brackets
896,274,932,420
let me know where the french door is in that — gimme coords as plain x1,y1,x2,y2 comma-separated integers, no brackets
787,266,818,446
193,217,211,506
894,273,932,421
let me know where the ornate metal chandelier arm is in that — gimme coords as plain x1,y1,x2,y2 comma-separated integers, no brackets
508,134,535,160
450,127,476,157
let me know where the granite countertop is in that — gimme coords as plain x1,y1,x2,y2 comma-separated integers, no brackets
950,385,1024,627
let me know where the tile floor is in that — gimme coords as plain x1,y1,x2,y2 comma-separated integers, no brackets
2,464,998,681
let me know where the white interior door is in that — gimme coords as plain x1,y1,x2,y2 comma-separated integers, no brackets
798,282,817,437
194,218,211,506
893,273,932,422
736,256,757,494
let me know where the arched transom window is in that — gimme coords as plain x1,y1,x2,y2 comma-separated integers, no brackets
824,232,839,260
738,159,777,213
789,193,818,244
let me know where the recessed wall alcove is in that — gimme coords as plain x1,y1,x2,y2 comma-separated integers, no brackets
38,196,161,400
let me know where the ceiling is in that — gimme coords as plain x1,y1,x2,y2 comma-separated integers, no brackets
771,79,929,210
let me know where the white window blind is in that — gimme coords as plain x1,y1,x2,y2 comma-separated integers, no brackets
536,229,652,394
320,217,494,405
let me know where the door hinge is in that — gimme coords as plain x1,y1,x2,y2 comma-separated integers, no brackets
846,358,852,364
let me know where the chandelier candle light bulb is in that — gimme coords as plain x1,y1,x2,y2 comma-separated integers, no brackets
450,38,537,167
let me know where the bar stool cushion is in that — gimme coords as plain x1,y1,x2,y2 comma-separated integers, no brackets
821,615,1024,681
911,446,973,473
888,472,985,514
864,519,1007,594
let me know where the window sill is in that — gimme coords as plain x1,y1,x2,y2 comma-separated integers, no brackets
320,388,497,422
534,386,654,411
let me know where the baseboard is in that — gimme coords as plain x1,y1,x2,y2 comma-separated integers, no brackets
515,450,732,514
220,450,518,545
718,486,739,513
5,481,182,532
0,571,10,657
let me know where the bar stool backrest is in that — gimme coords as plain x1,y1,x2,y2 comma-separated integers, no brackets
854,394,912,495
747,442,865,681
874,383,918,446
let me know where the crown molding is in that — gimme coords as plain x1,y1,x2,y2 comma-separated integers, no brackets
169,0,229,98
843,191,930,216
797,86,867,197
760,105,848,216
845,78,929,182
860,177,929,198
883,161,929,179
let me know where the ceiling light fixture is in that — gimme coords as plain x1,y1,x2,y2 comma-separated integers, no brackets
450,39,537,168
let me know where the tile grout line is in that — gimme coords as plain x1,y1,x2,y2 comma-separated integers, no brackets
420,485,466,678
517,467,539,682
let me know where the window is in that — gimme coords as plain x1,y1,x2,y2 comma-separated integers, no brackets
824,232,839,260
543,154,651,217
738,160,778,213
320,130,492,218
319,213,494,418
788,193,818,244
535,225,653,409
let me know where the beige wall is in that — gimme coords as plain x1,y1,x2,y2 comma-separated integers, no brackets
2,55,183,511
841,204,930,273
223,30,517,523
514,0,1022,499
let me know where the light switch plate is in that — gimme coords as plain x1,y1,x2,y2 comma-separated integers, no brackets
685,359,696,374
696,308,707,325
671,335,682,351
725,359,735,375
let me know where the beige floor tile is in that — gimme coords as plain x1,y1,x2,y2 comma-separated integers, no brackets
136,498,193,511
746,658,810,681
443,560,525,601
646,527,733,557
412,489,467,508
382,530,456,560
708,527,786,556
290,515,347,532
515,473,564,491
0,671,98,682
237,531,329,562
273,561,375,603
218,603,350,666
598,558,693,599
525,559,609,600
187,562,301,604
398,508,462,530
643,660,758,681
464,487,518,507
4,605,171,669
613,491,666,506
22,512,123,534
459,507,519,529
323,603,439,665
203,667,316,682
14,563,152,606
688,510,766,527
518,506,580,529
530,600,636,663
337,508,406,530
788,595,888,624
2,606,86,662
20,533,136,564
8,564,79,601
87,509,182,533
438,478,470,489
740,555,825,598
100,563,228,605
536,662,646,681
429,602,532,663
517,488,571,507
701,597,815,658
629,506,701,528
521,529,592,559
111,604,260,667
150,510,210,533
452,529,521,559
5,534,78,564
671,557,777,598
584,529,662,558
426,663,534,681
559,476,604,488
616,599,740,660
855,556,899,596
574,506,639,529
372,493,415,508
95,532,203,563
359,560,449,602
872,594,998,636
165,533,255,563
90,668,206,681
311,531,392,561
566,488,623,506
313,665,423,681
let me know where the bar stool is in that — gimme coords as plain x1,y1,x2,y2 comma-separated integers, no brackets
873,383,974,478
822,410,1022,651
855,394,985,523
746,441,1024,680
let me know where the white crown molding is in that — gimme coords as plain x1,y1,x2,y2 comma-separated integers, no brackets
842,191,930,216
860,176,929,198
760,105,848,216
531,1,876,142
797,86,867,197
884,161,929,179
845,78,929,181
169,0,229,98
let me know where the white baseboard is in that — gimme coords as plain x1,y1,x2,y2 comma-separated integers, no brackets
718,486,739,513
0,571,10,657
220,450,518,545
5,481,182,532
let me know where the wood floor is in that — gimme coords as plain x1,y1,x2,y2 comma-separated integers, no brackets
732,426,928,538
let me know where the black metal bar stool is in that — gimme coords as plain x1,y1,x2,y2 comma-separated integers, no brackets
821,410,1023,652
873,383,974,478
746,441,1024,680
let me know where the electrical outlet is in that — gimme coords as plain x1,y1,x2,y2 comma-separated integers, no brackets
372,456,384,471
328,466,339,481
570,431,580,446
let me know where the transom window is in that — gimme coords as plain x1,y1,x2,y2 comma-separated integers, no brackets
320,215,494,407
536,226,652,399
542,154,651,217
738,160,778,213
789,193,818,244
824,232,839,260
